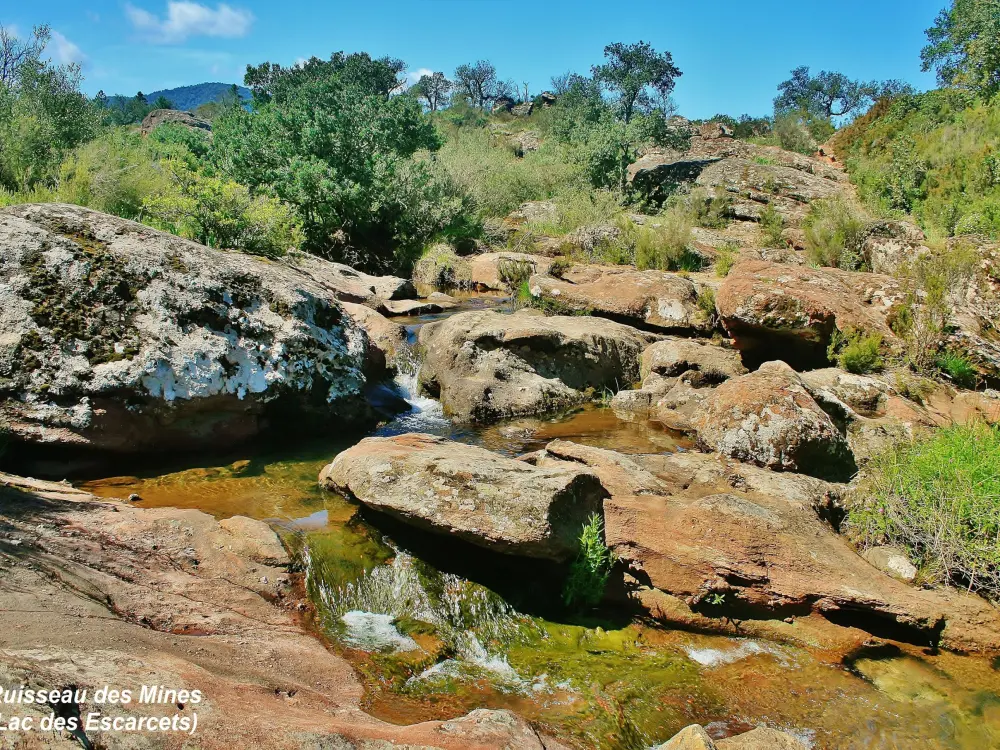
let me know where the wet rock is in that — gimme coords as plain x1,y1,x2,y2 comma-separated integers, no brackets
320,433,608,560
716,727,809,749
692,361,857,481
417,309,655,423
341,301,407,375
862,546,919,582
716,260,902,369
381,298,455,316
656,724,716,750
528,264,713,334
0,203,374,453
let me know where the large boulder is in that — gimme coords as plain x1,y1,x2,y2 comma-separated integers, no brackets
418,309,656,423
528,264,714,334
0,203,375,452
282,250,416,306
528,443,1000,653
139,108,211,135
320,433,608,560
716,260,902,368
692,361,856,481
655,724,807,750
468,251,552,291
641,338,747,384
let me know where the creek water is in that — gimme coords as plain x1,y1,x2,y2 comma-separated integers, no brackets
78,293,1000,749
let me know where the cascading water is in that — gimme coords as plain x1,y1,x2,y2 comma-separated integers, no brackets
374,344,452,437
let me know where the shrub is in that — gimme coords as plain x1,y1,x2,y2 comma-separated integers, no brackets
937,350,978,389
802,196,869,269
696,287,717,323
714,242,739,277
847,423,1000,599
413,243,469,288
828,328,884,374
562,513,615,609
496,256,535,291
668,187,731,229
631,210,701,272
759,203,785,247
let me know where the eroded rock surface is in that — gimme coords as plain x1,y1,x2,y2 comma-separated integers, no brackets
0,204,376,452
321,433,607,560
417,309,656,423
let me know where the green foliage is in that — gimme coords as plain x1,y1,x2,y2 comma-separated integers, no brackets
496,256,535,291
213,53,471,272
759,203,785,247
562,513,615,609
833,89,1000,238
802,196,869,269
696,287,717,323
921,0,1000,99
714,243,738,277
847,422,1000,598
411,71,451,112
623,211,701,271
591,41,682,124
774,66,911,119
148,122,211,160
937,350,979,388
827,328,884,373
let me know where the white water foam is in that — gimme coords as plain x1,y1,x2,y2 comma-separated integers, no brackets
685,639,792,668
341,611,420,653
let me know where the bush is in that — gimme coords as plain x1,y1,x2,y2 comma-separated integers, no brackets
413,243,469,288
759,203,785,247
714,242,738,277
696,287,717,323
937,350,978,389
630,210,701,271
828,328,884,374
802,196,869,269
562,513,615,609
847,423,1000,599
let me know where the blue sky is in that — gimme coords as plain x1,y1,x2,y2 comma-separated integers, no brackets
5,0,944,117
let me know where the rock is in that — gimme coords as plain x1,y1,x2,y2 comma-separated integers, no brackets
526,445,1000,652
641,338,747,384
341,301,407,375
717,260,902,369
283,249,416,305
528,264,713,334
510,129,541,155
505,199,559,226
563,224,623,254
539,91,557,107
381,298,454,316
799,367,890,417
139,108,211,135
320,433,607,560
492,95,516,113
0,203,374,453
692,361,857,481
412,244,472,289
862,546,919,582
627,153,724,205
656,724,717,750
511,102,534,117
699,121,734,140
0,472,562,749
861,220,929,275
469,252,553,291
417,309,655,423
716,727,808,749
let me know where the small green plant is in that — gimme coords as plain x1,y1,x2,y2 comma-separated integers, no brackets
847,422,1000,599
894,372,936,404
563,513,615,609
715,242,739,277
707,592,726,606
827,328,884,374
753,156,776,166
759,203,785,248
497,256,535,291
549,257,572,278
696,287,717,323
937,350,978,389
802,196,869,270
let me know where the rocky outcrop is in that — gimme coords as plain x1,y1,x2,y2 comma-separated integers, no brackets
0,203,375,453
656,724,807,750
341,302,407,375
860,220,928,275
283,250,416,306
468,251,553,291
528,264,714,334
0,473,565,750
716,260,902,368
417,309,656,423
140,108,211,135
320,433,607,560
641,338,747,384
692,361,856,481
527,442,1000,652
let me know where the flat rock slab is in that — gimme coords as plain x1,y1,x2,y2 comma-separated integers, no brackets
321,433,608,560
529,264,713,334
381,298,455,316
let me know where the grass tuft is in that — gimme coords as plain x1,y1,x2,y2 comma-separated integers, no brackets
563,513,615,609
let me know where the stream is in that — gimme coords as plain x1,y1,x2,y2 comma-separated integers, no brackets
78,292,1000,749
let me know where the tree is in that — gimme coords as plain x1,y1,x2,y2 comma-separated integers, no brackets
213,53,469,272
411,71,451,112
151,95,173,110
774,66,913,120
453,60,499,109
921,0,1000,99
591,41,682,123
0,23,49,88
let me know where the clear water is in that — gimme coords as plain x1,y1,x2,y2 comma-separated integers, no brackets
77,296,1000,750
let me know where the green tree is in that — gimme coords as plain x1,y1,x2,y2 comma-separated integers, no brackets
0,23,49,87
411,71,451,112
922,0,1000,98
774,66,912,119
151,95,174,110
591,41,682,123
213,52,470,271
453,60,500,110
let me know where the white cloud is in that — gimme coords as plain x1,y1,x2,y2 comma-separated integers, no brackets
404,67,434,88
47,31,87,66
125,1,254,43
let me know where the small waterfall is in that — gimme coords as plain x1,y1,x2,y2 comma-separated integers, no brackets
375,345,451,436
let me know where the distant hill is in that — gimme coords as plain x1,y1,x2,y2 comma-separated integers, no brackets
144,83,251,111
